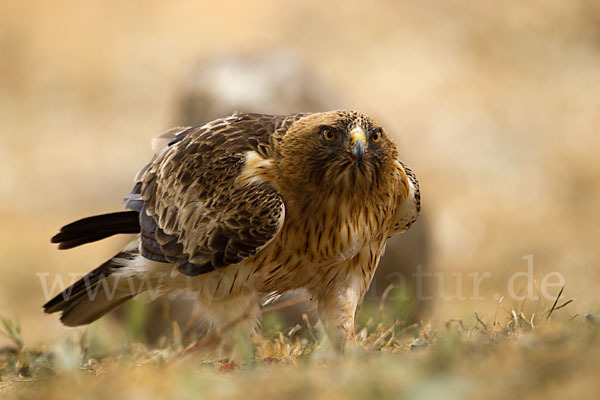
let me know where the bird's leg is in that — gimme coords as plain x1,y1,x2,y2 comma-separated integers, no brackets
194,288,261,361
314,276,365,352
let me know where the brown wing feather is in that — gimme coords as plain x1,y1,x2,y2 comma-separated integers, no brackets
132,113,305,276
390,160,421,235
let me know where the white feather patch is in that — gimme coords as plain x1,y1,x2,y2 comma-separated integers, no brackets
237,150,273,186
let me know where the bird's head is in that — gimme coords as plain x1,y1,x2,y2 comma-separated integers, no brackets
278,110,399,195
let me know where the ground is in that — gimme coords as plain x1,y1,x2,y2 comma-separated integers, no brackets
2,292,599,399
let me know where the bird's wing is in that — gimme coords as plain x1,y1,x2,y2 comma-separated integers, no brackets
127,113,307,276
390,160,421,235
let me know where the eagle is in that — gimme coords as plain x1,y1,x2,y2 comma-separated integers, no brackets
44,110,420,351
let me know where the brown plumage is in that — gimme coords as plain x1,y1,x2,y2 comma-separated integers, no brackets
45,110,420,352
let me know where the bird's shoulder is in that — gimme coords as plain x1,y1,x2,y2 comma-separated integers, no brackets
163,112,309,160
124,113,309,276
127,113,308,209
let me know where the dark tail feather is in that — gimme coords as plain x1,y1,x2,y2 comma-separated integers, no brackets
43,246,140,326
51,211,140,249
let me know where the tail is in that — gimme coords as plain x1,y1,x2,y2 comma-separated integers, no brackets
51,211,140,250
44,242,144,326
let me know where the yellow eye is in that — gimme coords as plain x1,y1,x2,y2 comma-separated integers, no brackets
322,128,335,142
371,130,381,143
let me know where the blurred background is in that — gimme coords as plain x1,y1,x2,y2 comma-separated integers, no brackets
1,0,599,345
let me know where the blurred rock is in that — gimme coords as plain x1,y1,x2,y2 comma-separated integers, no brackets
173,50,339,121
365,215,431,320
121,50,431,343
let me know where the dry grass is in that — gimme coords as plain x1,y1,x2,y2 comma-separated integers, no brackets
1,293,598,400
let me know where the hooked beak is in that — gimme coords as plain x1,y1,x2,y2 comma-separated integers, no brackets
350,128,366,162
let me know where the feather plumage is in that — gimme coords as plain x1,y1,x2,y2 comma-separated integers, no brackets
45,110,420,351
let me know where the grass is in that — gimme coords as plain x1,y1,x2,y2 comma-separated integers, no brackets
1,292,599,399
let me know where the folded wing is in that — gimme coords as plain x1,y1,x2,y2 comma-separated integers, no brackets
128,114,301,276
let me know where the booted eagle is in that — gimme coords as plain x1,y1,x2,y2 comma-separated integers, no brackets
45,111,420,350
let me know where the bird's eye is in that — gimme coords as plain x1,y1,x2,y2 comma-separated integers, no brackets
322,128,335,142
371,129,381,143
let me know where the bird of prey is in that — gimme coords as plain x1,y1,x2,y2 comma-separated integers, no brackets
44,110,420,351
